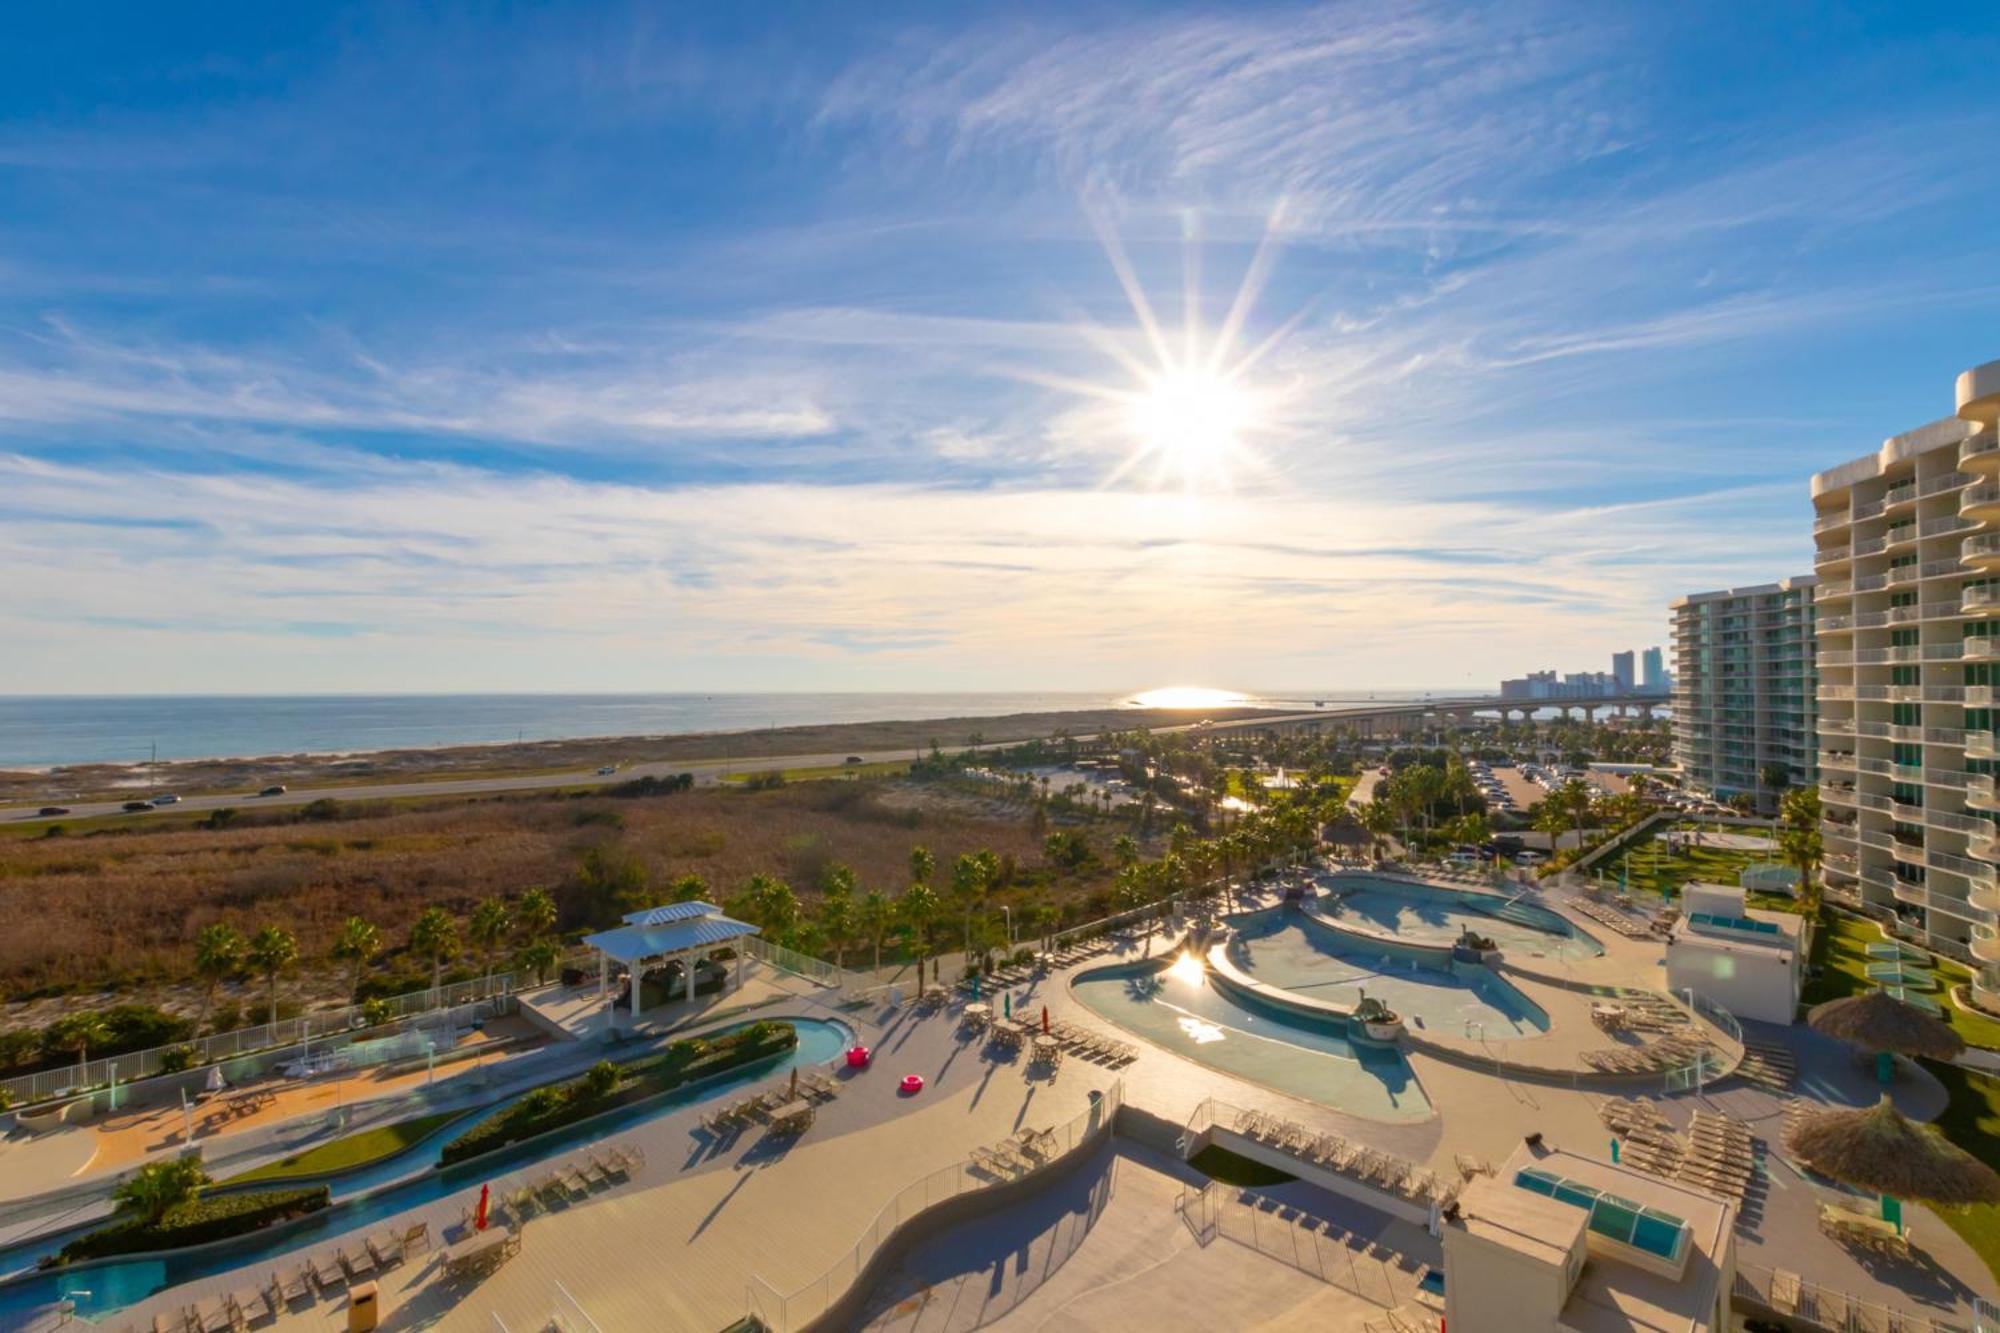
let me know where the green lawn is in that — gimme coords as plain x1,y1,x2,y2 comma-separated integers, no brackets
1919,1060,2000,1287
220,1110,465,1185
1802,912,2000,1051
719,760,911,784
1592,830,1770,901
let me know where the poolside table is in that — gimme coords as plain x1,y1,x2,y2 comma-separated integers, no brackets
769,1098,815,1134
1029,1034,1063,1066
963,1002,992,1028
442,1228,512,1280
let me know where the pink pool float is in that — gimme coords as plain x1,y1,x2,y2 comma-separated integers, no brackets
899,1074,925,1095
845,1045,872,1069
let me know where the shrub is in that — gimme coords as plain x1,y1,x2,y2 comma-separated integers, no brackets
300,799,344,822
158,1046,195,1074
55,1187,328,1264
439,1022,796,1166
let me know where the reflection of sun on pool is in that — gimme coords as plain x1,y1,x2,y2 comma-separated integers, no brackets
1177,1014,1226,1044
1130,685,1247,710
1165,951,1207,986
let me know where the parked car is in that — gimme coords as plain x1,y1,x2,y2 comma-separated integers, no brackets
37,806,70,816
122,800,155,812
258,784,287,797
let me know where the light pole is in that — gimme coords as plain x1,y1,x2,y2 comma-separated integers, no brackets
1001,905,1013,947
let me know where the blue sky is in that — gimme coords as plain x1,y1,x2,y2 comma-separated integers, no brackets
3,2,1998,694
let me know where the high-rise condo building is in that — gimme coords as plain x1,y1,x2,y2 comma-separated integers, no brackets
1669,580,1818,810
1812,357,2000,997
1612,650,1636,693
1641,646,1666,694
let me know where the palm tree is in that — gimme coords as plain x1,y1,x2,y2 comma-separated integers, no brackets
737,874,800,941
246,925,298,1026
114,1157,209,1223
48,1011,110,1070
1112,834,1139,867
949,851,994,964
818,868,857,969
1779,786,1825,914
667,874,711,904
908,845,934,891
901,881,940,984
330,916,380,1003
408,907,460,1003
191,922,245,1036
515,887,557,940
516,937,560,987
857,889,894,973
468,898,512,987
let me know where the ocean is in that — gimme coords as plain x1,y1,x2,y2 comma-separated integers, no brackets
0,692,1223,769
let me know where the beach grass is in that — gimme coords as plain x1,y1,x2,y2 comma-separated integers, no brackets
719,760,912,784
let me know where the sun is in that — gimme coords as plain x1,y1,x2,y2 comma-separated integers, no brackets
1123,367,1260,491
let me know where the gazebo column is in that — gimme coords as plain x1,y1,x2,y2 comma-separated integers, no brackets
598,953,608,1000
630,961,646,1028
684,948,695,1005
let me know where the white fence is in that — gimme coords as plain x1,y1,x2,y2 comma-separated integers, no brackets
1663,988,1745,1094
741,937,864,993
1,972,518,1108
1176,1179,1428,1312
745,1082,1122,1332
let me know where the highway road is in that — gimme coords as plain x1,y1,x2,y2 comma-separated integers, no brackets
2,708,1373,824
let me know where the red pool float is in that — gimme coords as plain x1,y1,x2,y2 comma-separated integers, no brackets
845,1045,872,1069
899,1074,925,1095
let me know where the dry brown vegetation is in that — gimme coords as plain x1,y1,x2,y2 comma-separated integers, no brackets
0,778,1123,1008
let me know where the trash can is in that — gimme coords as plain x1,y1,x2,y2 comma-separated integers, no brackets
348,1281,379,1332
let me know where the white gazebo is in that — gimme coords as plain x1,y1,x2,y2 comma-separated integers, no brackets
581,902,761,1032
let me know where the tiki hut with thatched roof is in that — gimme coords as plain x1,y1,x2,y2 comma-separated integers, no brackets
1807,990,1964,1082
1785,1095,2000,1209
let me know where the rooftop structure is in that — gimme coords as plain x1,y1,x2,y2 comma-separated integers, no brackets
580,902,760,1029
1669,577,1818,810
1664,882,1804,1025
1812,355,2000,1002
1444,1141,1735,1333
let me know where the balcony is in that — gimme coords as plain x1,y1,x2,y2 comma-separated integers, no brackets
1963,484,2000,523
1976,966,2000,1012
1930,849,1988,880
1819,751,1857,770
1815,544,1852,568
1969,686,1999,708
1970,829,2000,863
1817,684,1855,701
1973,927,2000,964
1822,784,1857,807
1924,727,1967,746
1965,637,2000,662
1886,524,1920,550
1814,510,1852,534
1891,879,1930,908
1971,883,2000,914
1967,584,2000,613
1965,532,2000,570
1963,431,2000,472
1969,732,2000,762
1892,840,1928,867
1824,852,1859,876
1970,774,2000,810
1891,799,1928,824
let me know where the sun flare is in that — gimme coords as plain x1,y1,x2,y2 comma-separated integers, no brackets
1130,684,1246,709
1123,367,1260,491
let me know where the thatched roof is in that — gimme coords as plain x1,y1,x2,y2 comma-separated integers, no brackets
1324,815,1372,848
1784,1096,2000,1206
1807,990,1965,1062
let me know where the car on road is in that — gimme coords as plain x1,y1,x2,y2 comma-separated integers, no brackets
258,785,287,797
38,806,70,817
596,765,617,775
122,800,155,812
844,756,864,765
151,793,179,804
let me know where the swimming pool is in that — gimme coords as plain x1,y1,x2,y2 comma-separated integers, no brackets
0,1016,854,1326
1227,908,1550,1040
1313,875,1602,960
1070,956,1432,1122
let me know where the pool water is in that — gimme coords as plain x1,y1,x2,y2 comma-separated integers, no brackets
1314,876,1602,960
1228,909,1550,1040
0,1017,854,1326
1070,958,1431,1122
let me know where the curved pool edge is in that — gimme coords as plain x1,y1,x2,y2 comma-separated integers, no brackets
1065,955,1438,1126
1319,870,1606,956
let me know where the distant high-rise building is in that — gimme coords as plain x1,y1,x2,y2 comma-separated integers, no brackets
1612,650,1636,693
1670,579,1818,813
1813,355,2000,987
1641,646,1666,694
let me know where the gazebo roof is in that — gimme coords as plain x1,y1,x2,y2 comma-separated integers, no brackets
622,901,722,927
584,910,759,964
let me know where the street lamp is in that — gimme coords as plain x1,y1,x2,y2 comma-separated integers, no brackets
1001,905,1014,947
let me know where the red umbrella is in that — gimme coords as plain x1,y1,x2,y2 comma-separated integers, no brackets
1041,1006,1050,1035
475,1183,490,1232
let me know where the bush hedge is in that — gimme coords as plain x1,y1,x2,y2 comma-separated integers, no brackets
439,1020,796,1167
54,1187,329,1265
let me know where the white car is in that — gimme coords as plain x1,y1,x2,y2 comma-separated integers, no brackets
151,793,180,804
597,765,617,775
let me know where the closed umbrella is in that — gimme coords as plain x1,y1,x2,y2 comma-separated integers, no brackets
1041,1006,1050,1035
205,1063,226,1094
475,1183,490,1232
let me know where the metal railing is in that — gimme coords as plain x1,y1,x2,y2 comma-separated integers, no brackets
1177,1179,1429,1312
549,1281,607,1333
1734,1261,1978,1332
0,972,518,1108
740,937,864,994
745,1081,1123,1332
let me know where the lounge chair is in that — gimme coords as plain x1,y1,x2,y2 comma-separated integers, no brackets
593,1151,629,1181
232,1287,270,1326
310,1254,344,1291
195,1296,231,1333
276,1267,312,1305
338,1246,376,1281
367,1230,403,1268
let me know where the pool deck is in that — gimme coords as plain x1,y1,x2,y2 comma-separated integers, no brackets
10,872,1996,1333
